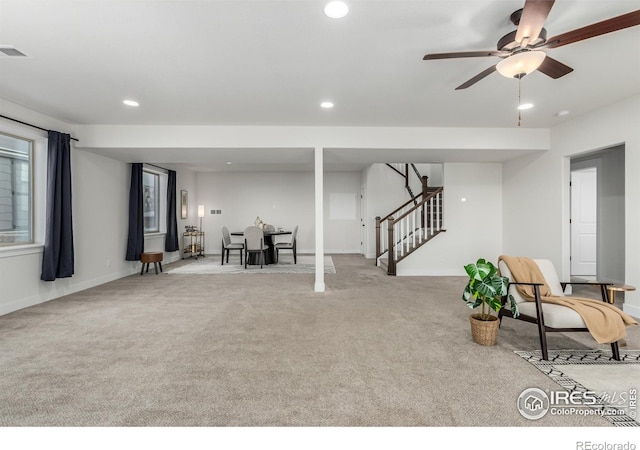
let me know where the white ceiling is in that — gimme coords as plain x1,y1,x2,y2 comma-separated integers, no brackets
1,0,639,170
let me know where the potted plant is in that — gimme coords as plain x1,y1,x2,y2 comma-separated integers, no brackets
462,258,519,346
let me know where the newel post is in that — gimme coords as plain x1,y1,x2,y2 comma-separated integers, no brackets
387,217,396,275
375,216,381,264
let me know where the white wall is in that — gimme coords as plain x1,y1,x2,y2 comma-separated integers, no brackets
408,163,444,194
396,163,503,276
195,170,361,255
503,94,640,317
502,150,563,265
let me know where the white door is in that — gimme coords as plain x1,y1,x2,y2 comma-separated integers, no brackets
570,168,597,276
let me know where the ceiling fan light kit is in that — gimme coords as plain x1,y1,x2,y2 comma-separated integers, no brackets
496,51,546,78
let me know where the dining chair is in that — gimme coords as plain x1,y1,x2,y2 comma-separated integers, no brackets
244,226,269,269
275,225,298,264
221,225,244,265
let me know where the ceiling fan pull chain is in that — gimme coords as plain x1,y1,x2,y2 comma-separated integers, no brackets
517,75,522,127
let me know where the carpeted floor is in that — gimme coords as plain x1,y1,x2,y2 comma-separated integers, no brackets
0,254,638,427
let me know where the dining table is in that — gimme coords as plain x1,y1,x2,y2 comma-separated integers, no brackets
230,229,292,265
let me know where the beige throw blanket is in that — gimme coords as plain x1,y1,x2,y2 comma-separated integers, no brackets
498,255,638,344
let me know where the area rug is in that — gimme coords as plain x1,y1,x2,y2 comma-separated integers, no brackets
167,255,335,275
515,349,640,426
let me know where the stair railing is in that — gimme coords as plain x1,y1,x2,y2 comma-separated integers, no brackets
375,185,444,275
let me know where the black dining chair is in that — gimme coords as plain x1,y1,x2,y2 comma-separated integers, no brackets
275,225,298,264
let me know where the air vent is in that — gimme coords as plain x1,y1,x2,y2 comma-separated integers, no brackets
0,47,27,57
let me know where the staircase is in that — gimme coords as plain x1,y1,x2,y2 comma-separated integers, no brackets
376,164,445,275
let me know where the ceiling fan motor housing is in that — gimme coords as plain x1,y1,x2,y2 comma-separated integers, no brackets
497,28,547,52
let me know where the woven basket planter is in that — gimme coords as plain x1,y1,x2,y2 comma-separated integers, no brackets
469,314,499,346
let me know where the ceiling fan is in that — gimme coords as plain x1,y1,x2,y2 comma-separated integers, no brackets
423,0,640,90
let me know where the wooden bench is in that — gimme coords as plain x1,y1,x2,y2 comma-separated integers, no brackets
140,252,163,275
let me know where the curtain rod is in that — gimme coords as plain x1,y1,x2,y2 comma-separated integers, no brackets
0,114,79,142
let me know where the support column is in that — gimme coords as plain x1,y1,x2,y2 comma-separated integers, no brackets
314,146,325,292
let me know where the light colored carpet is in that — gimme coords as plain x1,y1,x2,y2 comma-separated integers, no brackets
0,254,638,427
167,255,335,274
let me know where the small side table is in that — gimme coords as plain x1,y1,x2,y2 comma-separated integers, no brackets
140,252,163,275
606,284,636,305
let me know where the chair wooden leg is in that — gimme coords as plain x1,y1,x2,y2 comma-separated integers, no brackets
140,263,145,275
221,248,225,265
611,341,621,361
537,324,549,360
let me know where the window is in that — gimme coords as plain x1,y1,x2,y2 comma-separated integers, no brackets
143,170,159,233
0,132,32,246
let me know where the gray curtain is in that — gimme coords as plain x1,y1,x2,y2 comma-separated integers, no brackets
125,163,144,261
165,170,179,252
41,131,74,281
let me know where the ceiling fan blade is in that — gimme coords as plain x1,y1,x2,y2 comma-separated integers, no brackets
455,65,497,90
545,9,640,49
515,0,555,44
423,50,507,60
537,56,573,79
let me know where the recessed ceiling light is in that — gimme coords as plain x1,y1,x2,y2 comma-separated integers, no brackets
517,103,534,110
123,99,139,107
556,110,570,117
226,161,232,165
320,101,334,109
324,1,349,19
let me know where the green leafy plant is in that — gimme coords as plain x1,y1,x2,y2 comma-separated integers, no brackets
462,258,518,321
